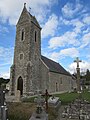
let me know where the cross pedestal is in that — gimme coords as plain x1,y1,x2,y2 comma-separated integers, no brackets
74,57,82,92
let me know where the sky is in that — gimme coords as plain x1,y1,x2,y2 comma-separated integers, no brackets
0,0,90,78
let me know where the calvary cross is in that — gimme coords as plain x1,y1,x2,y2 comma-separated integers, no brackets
42,89,52,112
74,57,82,68
74,57,82,92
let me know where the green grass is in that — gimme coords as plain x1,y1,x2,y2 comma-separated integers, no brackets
54,91,90,105
21,91,90,105
54,92,79,105
82,91,90,101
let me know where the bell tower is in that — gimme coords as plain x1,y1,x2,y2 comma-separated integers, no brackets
10,3,41,96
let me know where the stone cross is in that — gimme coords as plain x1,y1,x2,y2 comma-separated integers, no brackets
74,57,82,92
42,89,52,112
34,90,45,115
34,94,44,107
74,57,82,68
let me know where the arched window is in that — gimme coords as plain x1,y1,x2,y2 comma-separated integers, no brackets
21,29,25,41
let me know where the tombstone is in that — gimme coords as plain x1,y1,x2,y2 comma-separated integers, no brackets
29,91,48,120
48,96,61,110
0,87,8,120
15,90,21,102
0,106,8,120
0,87,5,106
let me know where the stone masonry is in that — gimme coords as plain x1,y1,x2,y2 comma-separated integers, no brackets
9,4,77,98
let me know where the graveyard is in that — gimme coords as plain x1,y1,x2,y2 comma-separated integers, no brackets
6,91,90,120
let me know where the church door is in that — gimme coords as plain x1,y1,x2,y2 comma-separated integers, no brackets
17,76,23,95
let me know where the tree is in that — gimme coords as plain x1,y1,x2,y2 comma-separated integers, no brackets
86,69,90,81
0,77,10,86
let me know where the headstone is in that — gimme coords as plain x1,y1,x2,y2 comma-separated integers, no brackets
29,108,48,120
29,91,48,120
0,106,8,120
0,87,5,106
48,96,61,109
0,87,8,120
15,90,21,102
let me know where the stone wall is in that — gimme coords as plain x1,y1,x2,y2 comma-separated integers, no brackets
40,59,49,93
10,6,41,97
49,72,75,93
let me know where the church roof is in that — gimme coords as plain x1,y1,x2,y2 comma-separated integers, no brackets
41,56,71,76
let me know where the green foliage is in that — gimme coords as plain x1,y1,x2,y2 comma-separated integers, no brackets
0,77,10,86
86,69,90,81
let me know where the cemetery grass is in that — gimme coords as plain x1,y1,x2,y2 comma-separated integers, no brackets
7,91,90,120
7,102,57,120
8,102,36,120
54,91,90,105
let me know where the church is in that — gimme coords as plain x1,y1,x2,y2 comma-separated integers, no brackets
9,4,76,97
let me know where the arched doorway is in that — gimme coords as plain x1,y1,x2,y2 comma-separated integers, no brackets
17,76,23,95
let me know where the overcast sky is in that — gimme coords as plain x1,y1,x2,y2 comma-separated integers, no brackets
0,0,90,78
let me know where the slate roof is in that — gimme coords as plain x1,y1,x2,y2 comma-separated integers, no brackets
41,55,71,76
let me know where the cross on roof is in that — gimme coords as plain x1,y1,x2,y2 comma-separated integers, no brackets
24,3,26,7
74,57,82,68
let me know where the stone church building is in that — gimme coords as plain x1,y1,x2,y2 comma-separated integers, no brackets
10,4,76,97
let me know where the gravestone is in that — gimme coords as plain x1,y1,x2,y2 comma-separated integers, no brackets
48,96,61,109
15,90,21,102
0,87,8,120
0,87,5,106
29,91,48,120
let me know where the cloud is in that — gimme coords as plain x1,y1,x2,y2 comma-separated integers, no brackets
68,61,90,74
49,47,79,62
62,0,83,18
59,17,84,34
0,0,57,25
0,46,13,78
70,19,84,33
0,25,9,34
41,14,59,38
49,31,80,49
0,46,13,65
0,72,10,79
60,48,79,58
83,16,90,25
80,32,90,48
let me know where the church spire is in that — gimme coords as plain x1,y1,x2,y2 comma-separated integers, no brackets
24,3,26,7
